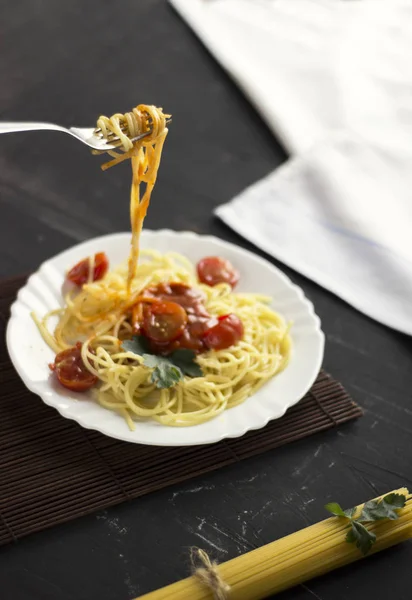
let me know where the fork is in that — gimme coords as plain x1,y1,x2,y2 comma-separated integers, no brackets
0,119,171,151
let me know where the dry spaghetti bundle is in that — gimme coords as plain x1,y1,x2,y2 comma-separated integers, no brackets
135,489,412,599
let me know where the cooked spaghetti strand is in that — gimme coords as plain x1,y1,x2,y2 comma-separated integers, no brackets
95,104,169,292
33,103,292,429
35,251,291,428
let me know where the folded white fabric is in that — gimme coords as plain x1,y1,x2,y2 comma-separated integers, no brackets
170,0,412,334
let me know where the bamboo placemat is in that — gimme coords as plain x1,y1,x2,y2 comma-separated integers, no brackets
0,275,362,546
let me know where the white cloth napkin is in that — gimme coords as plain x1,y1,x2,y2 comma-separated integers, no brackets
170,0,412,334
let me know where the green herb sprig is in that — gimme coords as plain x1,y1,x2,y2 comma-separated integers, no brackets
325,493,406,555
122,335,203,389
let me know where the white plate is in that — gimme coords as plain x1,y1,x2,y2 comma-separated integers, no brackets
7,230,324,446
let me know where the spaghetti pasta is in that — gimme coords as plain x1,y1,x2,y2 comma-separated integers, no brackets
38,250,291,428
33,103,292,428
135,488,412,600
95,105,169,292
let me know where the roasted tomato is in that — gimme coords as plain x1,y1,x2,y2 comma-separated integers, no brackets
67,252,109,286
50,342,97,392
143,300,188,343
197,256,240,288
203,314,244,350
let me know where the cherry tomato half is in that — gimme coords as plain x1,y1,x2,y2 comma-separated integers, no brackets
203,314,244,351
67,252,109,286
143,300,188,343
50,342,97,392
197,256,240,288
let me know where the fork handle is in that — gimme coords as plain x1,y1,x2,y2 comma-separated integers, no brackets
0,122,67,135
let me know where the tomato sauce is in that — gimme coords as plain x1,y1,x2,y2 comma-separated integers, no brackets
140,282,215,354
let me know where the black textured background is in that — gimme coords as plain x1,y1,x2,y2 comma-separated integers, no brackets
1,1,411,599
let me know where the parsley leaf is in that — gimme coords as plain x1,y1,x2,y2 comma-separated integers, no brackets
324,503,346,518
170,349,203,378
383,492,407,509
143,355,183,389
325,503,356,519
344,507,357,519
121,336,204,389
122,335,151,355
359,493,406,523
346,521,376,556
325,492,406,555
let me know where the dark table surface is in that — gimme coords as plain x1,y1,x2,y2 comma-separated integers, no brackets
1,1,411,599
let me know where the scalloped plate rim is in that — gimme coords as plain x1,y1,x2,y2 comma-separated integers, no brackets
7,230,325,446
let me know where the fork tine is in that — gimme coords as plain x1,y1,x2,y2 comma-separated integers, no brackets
94,130,152,148
92,117,172,151
94,118,171,142
94,115,167,132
